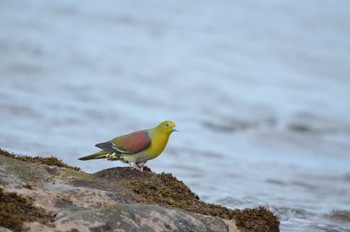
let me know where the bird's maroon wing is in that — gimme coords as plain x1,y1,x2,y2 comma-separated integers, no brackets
96,130,151,154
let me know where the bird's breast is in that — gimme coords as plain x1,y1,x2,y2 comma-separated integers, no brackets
149,133,170,156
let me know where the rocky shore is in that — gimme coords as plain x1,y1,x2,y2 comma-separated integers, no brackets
0,148,279,231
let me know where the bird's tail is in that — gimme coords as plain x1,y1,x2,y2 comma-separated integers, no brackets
79,150,110,161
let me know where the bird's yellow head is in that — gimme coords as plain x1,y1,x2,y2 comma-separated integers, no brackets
157,120,178,134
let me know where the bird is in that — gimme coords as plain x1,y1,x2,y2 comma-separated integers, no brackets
79,120,178,172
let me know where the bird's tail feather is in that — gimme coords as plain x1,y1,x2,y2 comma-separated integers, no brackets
79,150,110,160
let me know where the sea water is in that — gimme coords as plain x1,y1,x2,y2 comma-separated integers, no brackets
1,0,350,231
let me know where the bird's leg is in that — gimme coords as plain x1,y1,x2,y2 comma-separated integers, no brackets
137,162,147,172
130,162,143,172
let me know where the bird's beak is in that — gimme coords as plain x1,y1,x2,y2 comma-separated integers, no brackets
172,127,179,132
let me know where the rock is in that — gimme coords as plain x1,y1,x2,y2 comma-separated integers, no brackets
328,210,350,222
56,204,208,232
0,148,280,232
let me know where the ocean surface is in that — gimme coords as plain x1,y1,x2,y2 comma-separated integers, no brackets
1,0,350,231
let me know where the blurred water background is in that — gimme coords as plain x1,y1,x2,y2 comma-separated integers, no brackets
1,0,350,231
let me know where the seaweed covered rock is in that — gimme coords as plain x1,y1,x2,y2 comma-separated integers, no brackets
94,167,280,232
0,188,55,232
0,148,279,231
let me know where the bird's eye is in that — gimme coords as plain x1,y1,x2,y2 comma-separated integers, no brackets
166,123,169,127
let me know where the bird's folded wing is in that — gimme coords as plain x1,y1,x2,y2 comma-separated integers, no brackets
95,141,118,153
95,130,151,154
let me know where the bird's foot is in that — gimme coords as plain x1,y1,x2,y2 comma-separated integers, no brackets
131,163,143,172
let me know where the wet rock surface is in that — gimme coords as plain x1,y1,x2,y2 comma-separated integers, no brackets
0,148,279,231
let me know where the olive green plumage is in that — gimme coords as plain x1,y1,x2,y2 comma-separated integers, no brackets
79,120,178,171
